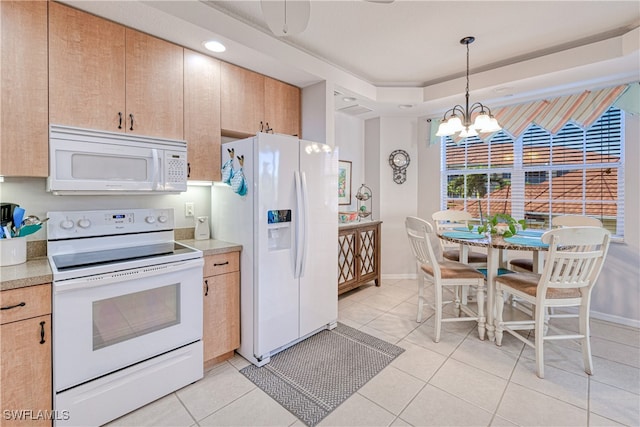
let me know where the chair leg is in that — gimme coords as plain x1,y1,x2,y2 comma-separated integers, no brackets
434,282,443,343
476,281,486,341
534,304,546,379
454,287,461,317
495,288,505,346
579,302,594,375
416,273,425,323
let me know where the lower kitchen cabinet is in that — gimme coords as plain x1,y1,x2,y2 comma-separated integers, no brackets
202,252,240,366
0,284,52,427
338,221,382,295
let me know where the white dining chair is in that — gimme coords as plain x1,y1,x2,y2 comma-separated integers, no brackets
431,210,487,266
405,217,486,342
495,226,611,378
509,215,603,273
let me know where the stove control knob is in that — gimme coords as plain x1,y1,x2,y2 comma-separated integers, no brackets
157,215,168,224
60,219,75,230
145,216,156,224
78,218,91,229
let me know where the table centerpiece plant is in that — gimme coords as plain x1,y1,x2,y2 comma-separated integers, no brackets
472,213,527,238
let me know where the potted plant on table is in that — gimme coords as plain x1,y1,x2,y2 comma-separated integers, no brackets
474,213,527,238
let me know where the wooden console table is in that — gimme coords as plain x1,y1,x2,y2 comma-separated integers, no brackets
338,221,382,295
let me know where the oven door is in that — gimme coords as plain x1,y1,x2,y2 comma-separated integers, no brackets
53,258,203,392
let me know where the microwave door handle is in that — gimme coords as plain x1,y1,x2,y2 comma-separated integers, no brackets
151,148,160,190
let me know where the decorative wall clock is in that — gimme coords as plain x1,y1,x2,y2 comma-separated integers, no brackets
388,149,410,184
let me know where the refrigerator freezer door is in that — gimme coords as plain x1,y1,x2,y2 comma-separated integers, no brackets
298,140,339,337
254,133,300,358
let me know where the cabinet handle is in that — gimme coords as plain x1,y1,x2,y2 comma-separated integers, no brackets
204,279,209,296
129,113,134,131
1,301,26,311
259,121,264,132
39,321,46,344
187,162,191,178
118,112,123,129
213,261,229,266
265,122,273,133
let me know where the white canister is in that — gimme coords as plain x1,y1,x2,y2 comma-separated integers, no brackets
0,237,27,266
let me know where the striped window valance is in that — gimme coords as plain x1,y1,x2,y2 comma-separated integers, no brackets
428,83,635,145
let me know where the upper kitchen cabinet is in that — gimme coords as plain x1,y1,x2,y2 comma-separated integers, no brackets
184,49,221,181
0,1,48,177
49,3,184,140
264,76,301,137
125,29,183,140
49,2,125,133
221,62,301,137
221,62,265,137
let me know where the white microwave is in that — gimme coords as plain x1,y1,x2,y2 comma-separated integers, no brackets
48,125,188,195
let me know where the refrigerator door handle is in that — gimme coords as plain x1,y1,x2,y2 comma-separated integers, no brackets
294,171,304,278
299,172,310,277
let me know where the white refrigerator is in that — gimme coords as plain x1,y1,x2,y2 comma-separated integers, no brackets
211,133,339,366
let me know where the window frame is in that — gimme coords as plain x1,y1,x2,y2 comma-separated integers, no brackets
440,108,625,238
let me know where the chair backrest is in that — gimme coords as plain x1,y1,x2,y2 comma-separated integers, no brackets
538,227,610,298
552,215,603,228
405,216,440,275
431,210,473,251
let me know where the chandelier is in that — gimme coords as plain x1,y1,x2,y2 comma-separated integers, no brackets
436,36,501,138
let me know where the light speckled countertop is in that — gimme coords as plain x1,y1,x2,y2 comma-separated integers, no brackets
0,239,241,292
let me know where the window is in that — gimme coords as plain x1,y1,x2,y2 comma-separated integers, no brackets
441,107,624,236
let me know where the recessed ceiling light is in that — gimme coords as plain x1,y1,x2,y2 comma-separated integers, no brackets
203,40,226,53
343,96,357,102
398,104,413,109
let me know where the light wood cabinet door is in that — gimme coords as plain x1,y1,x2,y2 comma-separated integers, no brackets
1,315,52,427
338,222,382,295
220,62,265,137
184,49,221,181
0,0,48,177
125,29,184,140
0,284,52,426
49,2,126,133
203,272,240,361
264,77,301,136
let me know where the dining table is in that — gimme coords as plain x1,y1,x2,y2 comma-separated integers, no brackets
438,229,549,342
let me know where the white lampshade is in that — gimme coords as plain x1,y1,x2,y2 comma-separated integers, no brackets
482,117,502,132
473,113,491,131
459,126,478,138
447,116,463,133
436,121,453,136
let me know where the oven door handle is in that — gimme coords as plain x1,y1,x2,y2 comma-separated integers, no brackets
54,259,204,293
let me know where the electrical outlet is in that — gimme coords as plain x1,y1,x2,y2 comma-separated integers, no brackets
185,202,194,217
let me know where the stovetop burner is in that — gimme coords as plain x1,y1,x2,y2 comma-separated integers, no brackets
47,208,202,281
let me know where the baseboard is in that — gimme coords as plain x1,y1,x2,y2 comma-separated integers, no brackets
590,310,640,328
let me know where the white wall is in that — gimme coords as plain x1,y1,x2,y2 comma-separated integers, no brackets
366,117,420,279
335,113,364,212
590,112,640,326
0,179,211,241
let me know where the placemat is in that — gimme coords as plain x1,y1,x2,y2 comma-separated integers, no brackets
504,236,548,248
442,231,482,240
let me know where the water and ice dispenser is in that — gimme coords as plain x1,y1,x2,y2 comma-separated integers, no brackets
267,209,292,250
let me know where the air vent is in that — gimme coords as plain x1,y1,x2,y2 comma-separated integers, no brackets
338,105,373,115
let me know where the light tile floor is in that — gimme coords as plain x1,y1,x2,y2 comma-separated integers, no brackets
107,278,640,427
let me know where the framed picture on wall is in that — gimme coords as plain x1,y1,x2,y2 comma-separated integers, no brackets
338,160,352,205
